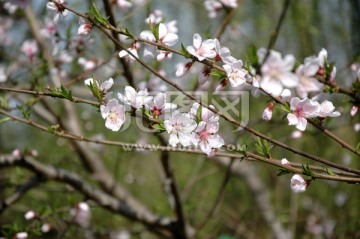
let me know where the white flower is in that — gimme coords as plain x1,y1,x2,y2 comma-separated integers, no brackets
317,48,336,80
296,56,323,98
220,0,238,8
70,202,91,228
214,39,233,63
118,86,152,109
158,23,178,46
119,44,139,63
41,223,51,233
78,57,97,70
194,119,224,156
287,97,319,131
190,103,218,122
145,92,177,118
115,0,132,10
24,210,37,220
204,0,223,18
46,0,68,23
258,48,299,97
317,100,340,118
290,174,307,193
145,10,163,25
40,19,57,38
262,106,273,121
164,111,197,147
14,232,28,239
187,33,216,61
223,60,248,87
281,158,291,166
175,62,193,77
78,18,92,35
100,99,126,131
85,77,114,97
0,65,7,83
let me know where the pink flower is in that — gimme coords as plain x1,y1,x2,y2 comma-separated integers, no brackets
317,100,340,118
78,57,97,70
157,23,178,46
164,111,198,147
46,0,69,23
258,48,299,97
223,60,248,87
194,119,224,156
41,223,51,233
204,0,223,18
287,97,319,131
21,40,38,58
187,33,216,61
290,174,307,193
118,86,152,109
100,99,126,131
85,77,114,97
214,39,234,63
350,105,358,117
317,48,336,81
145,92,177,118
145,10,163,26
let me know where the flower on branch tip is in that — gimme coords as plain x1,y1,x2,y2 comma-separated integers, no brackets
100,99,126,132
46,0,68,23
21,40,38,58
223,60,248,87
187,33,216,61
317,100,340,118
78,18,92,35
115,0,132,10
350,105,358,117
24,210,37,220
262,102,274,121
220,0,238,8
175,62,193,78
257,48,299,97
78,57,97,71
204,0,223,18
290,174,308,193
287,97,319,131
164,110,198,147
190,103,218,122
118,86,152,109
70,202,91,228
119,43,139,63
85,77,114,98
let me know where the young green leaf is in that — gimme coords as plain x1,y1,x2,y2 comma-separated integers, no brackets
323,167,337,176
277,168,292,176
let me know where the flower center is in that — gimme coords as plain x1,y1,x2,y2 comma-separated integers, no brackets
199,130,208,140
108,111,118,123
294,108,304,117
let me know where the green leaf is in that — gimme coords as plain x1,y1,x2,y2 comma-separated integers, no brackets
16,105,31,120
0,95,8,109
60,85,73,101
85,78,102,101
119,26,134,38
150,22,160,41
0,117,10,124
302,164,314,178
323,167,337,176
89,3,107,25
277,168,292,176
196,104,202,123
152,123,166,132
356,142,360,152
278,102,291,113
180,43,192,58
254,138,272,158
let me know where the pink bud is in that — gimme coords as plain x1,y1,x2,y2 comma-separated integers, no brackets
350,105,358,117
290,174,308,193
14,232,28,239
281,158,291,166
12,149,22,157
41,223,51,233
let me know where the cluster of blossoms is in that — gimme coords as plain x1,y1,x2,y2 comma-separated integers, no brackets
204,0,238,18
176,33,250,89
85,78,224,156
257,48,335,98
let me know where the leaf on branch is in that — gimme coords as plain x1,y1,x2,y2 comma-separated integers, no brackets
119,26,134,38
322,167,338,176
277,168,292,176
254,138,272,158
356,142,360,152
196,104,202,123
48,85,73,101
180,43,192,59
278,102,291,113
151,123,166,132
0,117,10,124
89,3,108,25
302,164,314,178
16,105,31,120
0,95,8,109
